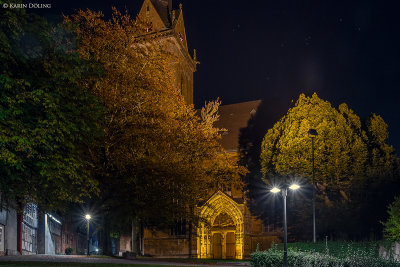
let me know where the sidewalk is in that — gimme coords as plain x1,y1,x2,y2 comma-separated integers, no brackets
0,255,251,267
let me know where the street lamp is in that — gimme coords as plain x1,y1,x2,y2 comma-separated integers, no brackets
308,128,318,243
271,183,300,267
85,214,91,256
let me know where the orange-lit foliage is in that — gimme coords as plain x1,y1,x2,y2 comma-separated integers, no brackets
64,9,246,225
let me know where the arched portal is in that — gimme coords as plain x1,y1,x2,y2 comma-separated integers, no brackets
197,191,244,259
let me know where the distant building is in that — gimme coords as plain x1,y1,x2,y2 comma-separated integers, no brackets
0,203,18,256
0,203,38,256
0,203,87,256
117,0,280,259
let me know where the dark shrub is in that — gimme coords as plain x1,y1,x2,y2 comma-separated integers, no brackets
122,251,136,259
65,247,73,255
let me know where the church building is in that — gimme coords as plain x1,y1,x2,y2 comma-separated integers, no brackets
118,0,280,259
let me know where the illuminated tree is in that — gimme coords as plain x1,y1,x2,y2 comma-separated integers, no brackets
65,9,245,239
260,93,399,238
384,197,400,241
261,93,369,191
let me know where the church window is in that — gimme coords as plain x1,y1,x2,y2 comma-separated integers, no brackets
147,5,150,12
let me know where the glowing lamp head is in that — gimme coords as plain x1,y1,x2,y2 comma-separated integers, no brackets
289,184,300,190
270,187,281,193
85,214,91,220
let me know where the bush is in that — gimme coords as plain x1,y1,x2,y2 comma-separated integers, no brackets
122,251,136,259
65,247,73,255
250,248,400,267
384,197,400,241
286,241,395,259
250,249,282,267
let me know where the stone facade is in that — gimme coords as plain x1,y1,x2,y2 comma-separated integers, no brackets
119,188,280,259
60,215,78,254
136,0,197,105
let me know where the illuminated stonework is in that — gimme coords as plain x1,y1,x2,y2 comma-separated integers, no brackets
197,191,244,259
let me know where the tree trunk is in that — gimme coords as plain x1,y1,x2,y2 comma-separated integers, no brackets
188,221,192,258
188,206,194,258
139,222,144,256
102,214,112,256
131,218,137,254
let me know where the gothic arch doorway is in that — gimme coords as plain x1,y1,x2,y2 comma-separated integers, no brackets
197,191,244,259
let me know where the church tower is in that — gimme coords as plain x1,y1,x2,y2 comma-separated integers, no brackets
137,0,198,104
116,2,281,259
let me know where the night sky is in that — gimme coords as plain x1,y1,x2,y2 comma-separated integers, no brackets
30,0,400,151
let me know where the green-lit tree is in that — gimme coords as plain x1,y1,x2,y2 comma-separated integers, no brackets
384,197,400,241
260,93,399,239
261,93,369,189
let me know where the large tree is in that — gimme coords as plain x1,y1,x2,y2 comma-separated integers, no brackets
65,9,245,250
0,3,105,211
260,93,399,239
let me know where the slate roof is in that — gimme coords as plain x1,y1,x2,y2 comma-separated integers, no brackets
215,100,262,153
150,0,173,27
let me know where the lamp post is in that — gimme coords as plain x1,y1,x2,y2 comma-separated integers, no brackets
85,214,91,256
308,128,318,243
271,183,300,267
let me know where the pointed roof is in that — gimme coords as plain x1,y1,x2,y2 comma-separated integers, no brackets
215,100,262,153
136,0,197,68
150,0,172,27
138,0,184,30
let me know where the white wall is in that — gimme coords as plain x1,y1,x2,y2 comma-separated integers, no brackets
5,208,18,255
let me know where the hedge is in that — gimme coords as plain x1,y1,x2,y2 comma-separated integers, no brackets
286,241,395,259
250,249,400,267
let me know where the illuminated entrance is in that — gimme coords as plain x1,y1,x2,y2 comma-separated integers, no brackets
197,191,244,259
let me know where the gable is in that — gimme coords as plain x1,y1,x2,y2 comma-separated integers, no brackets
215,100,262,152
173,9,188,51
138,0,169,32
199,190,244,226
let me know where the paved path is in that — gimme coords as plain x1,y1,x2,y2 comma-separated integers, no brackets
0,255,250,267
